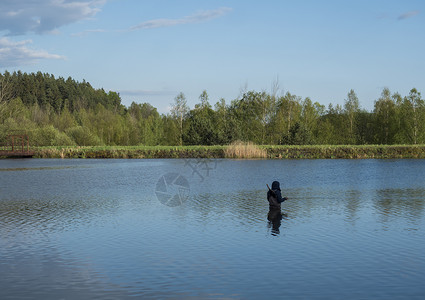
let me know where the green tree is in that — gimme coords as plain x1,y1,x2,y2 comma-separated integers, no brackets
300,97,322,144
356,111,375,144
29,102,51,126
400,88,425,144
321,103,347,144
0,72,13,114
214,98,231,144
32,125,75,146
273,92,302,144
373,88,397,144
52,107,76,132
227,91,269,144
392,92,404,143
184,92,219,145
344,89,360,143
65,126,102,146
1,97,28,121
315,117,335,144
196,90,212,110
171,92,189,145
160,115,180,145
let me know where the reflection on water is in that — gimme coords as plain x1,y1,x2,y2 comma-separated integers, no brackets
267,209,287,236
1,159,425,299
373,189,425,231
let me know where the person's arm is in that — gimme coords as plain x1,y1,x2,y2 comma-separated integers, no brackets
275,190,287,203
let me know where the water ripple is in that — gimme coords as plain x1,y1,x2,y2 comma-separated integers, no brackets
1,159,425,299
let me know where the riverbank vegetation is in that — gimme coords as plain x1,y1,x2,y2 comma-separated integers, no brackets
1,71,425,149
32,145,425,159
224,141,267,158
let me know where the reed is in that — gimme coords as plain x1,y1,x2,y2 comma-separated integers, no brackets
224,141,267,158
33,145,226,159
21,144,425,159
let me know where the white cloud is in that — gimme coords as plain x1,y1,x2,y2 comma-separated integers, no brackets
129,7,232,31
0,37,65,67
0,0,105,35
398,10,420,20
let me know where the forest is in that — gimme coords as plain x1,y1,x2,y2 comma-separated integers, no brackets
1,71,424,147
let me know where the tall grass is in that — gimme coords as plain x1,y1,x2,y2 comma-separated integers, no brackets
224,141,267,158
33,145,226,159
21,144,425,159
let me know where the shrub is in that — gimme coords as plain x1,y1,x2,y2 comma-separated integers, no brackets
65,126,103,146
31,125,75,146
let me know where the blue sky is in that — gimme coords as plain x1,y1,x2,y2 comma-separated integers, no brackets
1,0,424,113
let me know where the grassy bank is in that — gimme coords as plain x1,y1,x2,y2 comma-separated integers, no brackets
33,145,226,159
28,144,425,159
263,145,425,159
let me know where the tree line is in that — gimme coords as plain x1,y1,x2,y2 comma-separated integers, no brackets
1,71,424,146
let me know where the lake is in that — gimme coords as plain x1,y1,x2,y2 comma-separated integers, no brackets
1,159,425,299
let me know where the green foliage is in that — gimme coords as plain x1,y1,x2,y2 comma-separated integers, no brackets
344,89,360,143
31,125,75,146
183,107,219,145
65,126,103,146
281,122,313,145
1,71,425,148
373,88,398,144
228,91,271,144
171,92,189,145
399,88,425,144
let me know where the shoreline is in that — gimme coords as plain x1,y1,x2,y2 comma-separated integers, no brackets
4,145,425,159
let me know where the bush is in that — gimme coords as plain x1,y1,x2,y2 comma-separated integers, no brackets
65,126,103,146
31,125,75,146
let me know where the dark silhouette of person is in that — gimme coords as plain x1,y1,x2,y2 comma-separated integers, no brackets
268,209,283,235
267,181,287,210
267,181,288,235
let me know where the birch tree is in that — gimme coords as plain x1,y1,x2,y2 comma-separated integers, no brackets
171,92,189,145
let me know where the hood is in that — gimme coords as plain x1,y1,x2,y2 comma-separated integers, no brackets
271,181,281,191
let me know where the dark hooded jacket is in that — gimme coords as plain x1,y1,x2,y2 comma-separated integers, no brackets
267,181,287,209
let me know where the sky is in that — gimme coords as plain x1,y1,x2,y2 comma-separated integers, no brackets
0,0,424,113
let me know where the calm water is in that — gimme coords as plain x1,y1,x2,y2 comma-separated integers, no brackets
1,159,425,299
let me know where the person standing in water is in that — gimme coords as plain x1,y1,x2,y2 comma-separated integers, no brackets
267,181,287,210
267,181,288,235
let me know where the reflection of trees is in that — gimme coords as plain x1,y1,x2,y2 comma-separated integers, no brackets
5,186,420,239
191,190,267,226
344,190,362,224
190,188,306,229
191,188,335,225
190,187,425,231
373,189,425,226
